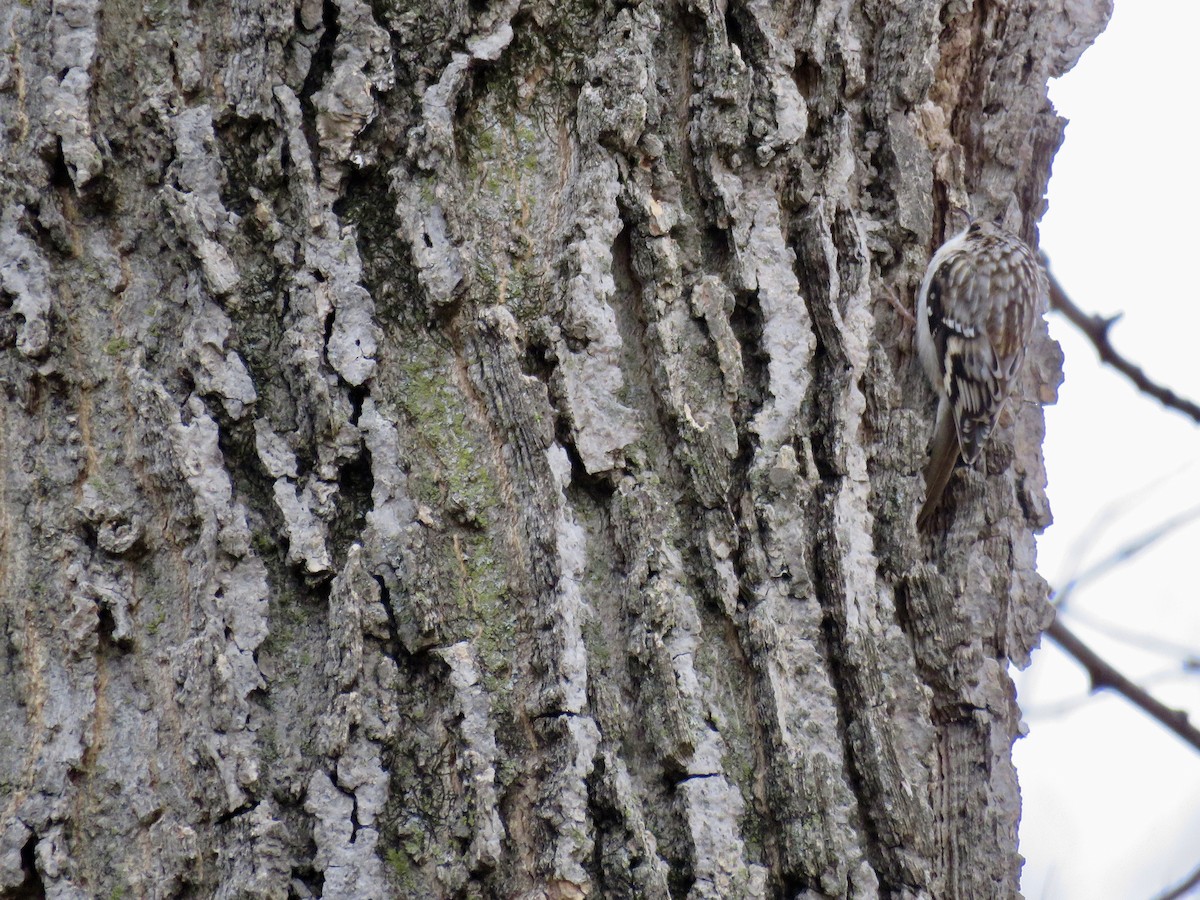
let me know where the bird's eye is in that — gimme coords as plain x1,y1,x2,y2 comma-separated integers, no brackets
967,222,981,235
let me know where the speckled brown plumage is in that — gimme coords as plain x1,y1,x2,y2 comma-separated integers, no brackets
915,220,1044,529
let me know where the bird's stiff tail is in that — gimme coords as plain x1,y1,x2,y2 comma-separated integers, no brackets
917,399,960,531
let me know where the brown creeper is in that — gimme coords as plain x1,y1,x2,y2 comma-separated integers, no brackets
915,219,1044,529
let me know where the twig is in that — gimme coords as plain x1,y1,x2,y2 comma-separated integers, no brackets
1054,503,1200,609
1054,462,1199,594
1154,859,1200,900
1061,607,1200,666
1042,261,1200,424
1046,613,1200,754
1024,669,1196,720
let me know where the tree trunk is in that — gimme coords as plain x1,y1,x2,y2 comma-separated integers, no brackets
0,0,1109,897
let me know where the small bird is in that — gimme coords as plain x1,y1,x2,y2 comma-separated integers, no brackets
915,217,1044,529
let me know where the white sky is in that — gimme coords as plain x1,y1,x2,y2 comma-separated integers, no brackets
1016,1,1200,898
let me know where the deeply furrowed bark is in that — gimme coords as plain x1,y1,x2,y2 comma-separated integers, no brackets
0,0,1109,897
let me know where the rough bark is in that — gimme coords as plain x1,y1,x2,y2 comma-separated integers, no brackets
0,0,1109,898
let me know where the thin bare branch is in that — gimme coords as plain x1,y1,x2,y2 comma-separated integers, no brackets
1042,259,1200,424
1054,503,1200,609
1046,614,1200,754
1154,859,1200,900
1059,608,1200,666
1054,462,1199,593
1024,669,1197,720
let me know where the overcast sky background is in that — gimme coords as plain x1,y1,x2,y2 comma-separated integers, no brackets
1015,1,1200,897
